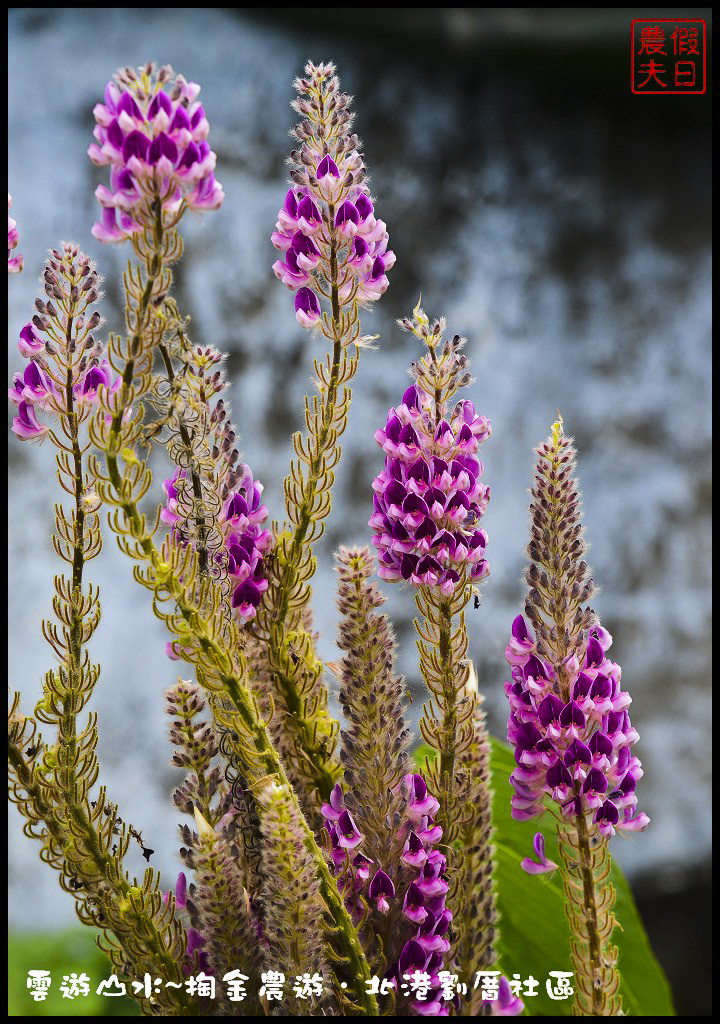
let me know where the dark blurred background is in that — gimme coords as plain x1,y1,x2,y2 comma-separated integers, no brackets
8,8,711,1015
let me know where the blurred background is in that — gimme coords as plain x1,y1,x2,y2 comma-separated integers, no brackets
8,8,711,1016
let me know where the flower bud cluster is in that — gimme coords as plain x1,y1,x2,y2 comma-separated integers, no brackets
88,61,223,243
9,244,115,439
322,773,453,1016
271,61,394,327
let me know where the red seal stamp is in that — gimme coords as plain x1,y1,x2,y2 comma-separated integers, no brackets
631,18,706,94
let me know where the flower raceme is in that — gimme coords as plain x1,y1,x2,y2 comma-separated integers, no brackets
8,194,23,273
505,616,649,839
88,62,224,243
162,462,272,626
271,61,394,327
370,384,491,594
8,245,117,440
322,773,454,1016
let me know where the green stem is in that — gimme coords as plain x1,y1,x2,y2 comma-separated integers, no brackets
158,341,209,575
60,303,83,797
110,197,165,439
437,596,456,796
559,820,621,1016
263,219,346,803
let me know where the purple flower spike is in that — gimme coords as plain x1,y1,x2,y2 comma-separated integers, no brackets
521,832,558,875
320,769,452,1009
371,384,491,595
505,614,647,836
89,63,223,243
161,460,271,629
504,424,648,844
271,63,394,325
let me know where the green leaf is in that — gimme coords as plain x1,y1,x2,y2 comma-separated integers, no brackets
414,739,674,1016
8,929,140,1017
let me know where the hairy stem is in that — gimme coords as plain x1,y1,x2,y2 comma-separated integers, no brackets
157,340,209,575
416,584,472,843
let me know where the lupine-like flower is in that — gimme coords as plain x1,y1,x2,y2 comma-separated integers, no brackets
88,62,223,243
271,61,394,327
520,831,558,875
322,773,453,1016
505,614,649,838
493,978,526,1016
370,306,491,595
504,420,648,840
162,461,272,624
8,194,23,272
504,417,649,1016
8,245,115,440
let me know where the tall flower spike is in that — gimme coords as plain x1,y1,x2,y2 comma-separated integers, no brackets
321,772,454,1016
272,60,394,328
89,62,223,243
370,302,491,594
9,245,116,440
165,680,230,824
371,304,491,845
7,245,192,1014
504,417,649,1016
256,60,396,815
332,545,410,866
177,805,262,1014
157,338,273,630
165,680,264,1012
8,194,23,272
257,781,329,1014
